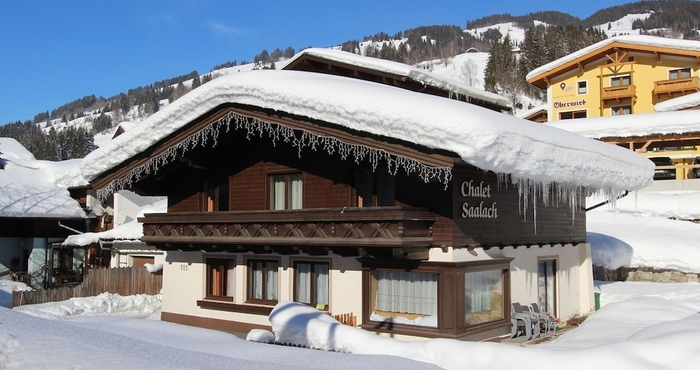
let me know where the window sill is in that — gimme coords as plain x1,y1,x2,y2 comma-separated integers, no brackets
197,300,273,315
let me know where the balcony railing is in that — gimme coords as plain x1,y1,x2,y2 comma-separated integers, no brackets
601,84,636,102
139,206,436,259
653,76,700,96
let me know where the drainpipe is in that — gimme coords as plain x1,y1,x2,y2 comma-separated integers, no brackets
585,190,630,212
99,240,118,268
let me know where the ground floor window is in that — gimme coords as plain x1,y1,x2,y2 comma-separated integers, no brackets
538,259,557,314
369,270,438,327
206,258,235,301
247,259,279,303
559,110,587,120
294,261,329,309
465,269,505,326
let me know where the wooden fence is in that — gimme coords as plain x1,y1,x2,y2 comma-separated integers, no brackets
12,267,162,307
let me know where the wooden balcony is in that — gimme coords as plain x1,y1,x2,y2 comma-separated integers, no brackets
139,206,436,259
653,76,700,97
601,84,636,103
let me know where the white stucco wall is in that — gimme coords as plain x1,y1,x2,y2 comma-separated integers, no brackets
502,243,594,321
161,251,364,327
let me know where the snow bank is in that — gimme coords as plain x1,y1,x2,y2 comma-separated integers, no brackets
13,292,161,319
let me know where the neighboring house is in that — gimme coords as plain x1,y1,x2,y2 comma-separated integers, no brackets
527,35,700,121
0,138,92,287
547,110,700,185
62,190,167,270
281,48,512,113
516,105,548,123
79,57,651,341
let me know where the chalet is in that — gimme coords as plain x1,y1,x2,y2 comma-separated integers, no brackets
0,138,92,287
527,35,700,121
80,56,652,341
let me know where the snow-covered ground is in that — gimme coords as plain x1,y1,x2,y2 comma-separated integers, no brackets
1,189,699,369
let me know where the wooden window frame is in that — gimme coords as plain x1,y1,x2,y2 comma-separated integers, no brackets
268,172,304,210
246,258,280,305
202,177,230,212
559,110,587,120
537,257,558,316
611,105,632,116
609,74,631,87
669,67,692,80
360,258,512,340
292,259,331,310
577,80,588,95
204,257,234,302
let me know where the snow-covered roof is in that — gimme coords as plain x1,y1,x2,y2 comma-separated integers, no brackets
80,70,653,196
63,220,144,246
0,138,88,219
527,35,700,83
516,104,548,119
654,91,700,112
545,110,700,139
282,48,511,109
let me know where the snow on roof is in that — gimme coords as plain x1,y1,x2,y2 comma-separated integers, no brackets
654,91,700,112
80,70,653,197
527,35,700,81
0,138,87,219
63,220,144,246
283,48,511,109
545,110,700,139
515,104,547,119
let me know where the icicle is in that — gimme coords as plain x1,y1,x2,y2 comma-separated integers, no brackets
96,110,453,200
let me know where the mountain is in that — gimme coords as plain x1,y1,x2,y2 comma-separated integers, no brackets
2,1,700,161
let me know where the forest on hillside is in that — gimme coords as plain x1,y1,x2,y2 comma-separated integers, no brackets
3,0,700,161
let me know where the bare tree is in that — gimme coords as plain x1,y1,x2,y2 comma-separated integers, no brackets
460,59,479,87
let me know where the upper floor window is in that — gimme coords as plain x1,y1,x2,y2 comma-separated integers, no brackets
247,259,279,303
205,257,235,301
203,178,229,212
611,105,632,116
669,68,691,80
355,169,395,207
294,261,330,309
577,81,587,94
610,75,631,87
269,173,303,210
559,110,587,120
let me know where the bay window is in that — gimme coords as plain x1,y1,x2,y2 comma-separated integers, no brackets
464,269,505,326
369,269,438,327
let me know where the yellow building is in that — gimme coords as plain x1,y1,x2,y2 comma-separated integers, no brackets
527,35,700,121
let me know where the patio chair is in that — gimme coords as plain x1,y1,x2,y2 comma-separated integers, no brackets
530,303,558,335
512,302,540,339
510,303,533,339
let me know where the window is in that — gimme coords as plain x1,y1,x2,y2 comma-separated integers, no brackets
369,270,438,327
203,178,229,212
611,105,632,116
559,110,587,120
669,68,691,80
577,81,587,94
355,169,395,207
247,259,278,303
294,261,329,309
269,173,303,210
206,258,235,301
538,259,557,315
610,75,631,87
465,269,505,326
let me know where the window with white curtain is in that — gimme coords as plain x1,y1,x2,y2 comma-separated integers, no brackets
269,173,303,210
295,261,329,309
464,269,504,326
205,258,235,301
369,270,438,327
247,260,278,303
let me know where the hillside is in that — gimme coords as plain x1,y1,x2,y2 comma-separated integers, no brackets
2,0,700,161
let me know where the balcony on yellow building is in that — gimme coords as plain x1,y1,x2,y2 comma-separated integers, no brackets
653,76,700,97
601,84,636,103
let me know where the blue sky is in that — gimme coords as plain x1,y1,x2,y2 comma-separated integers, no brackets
0,0,634,125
